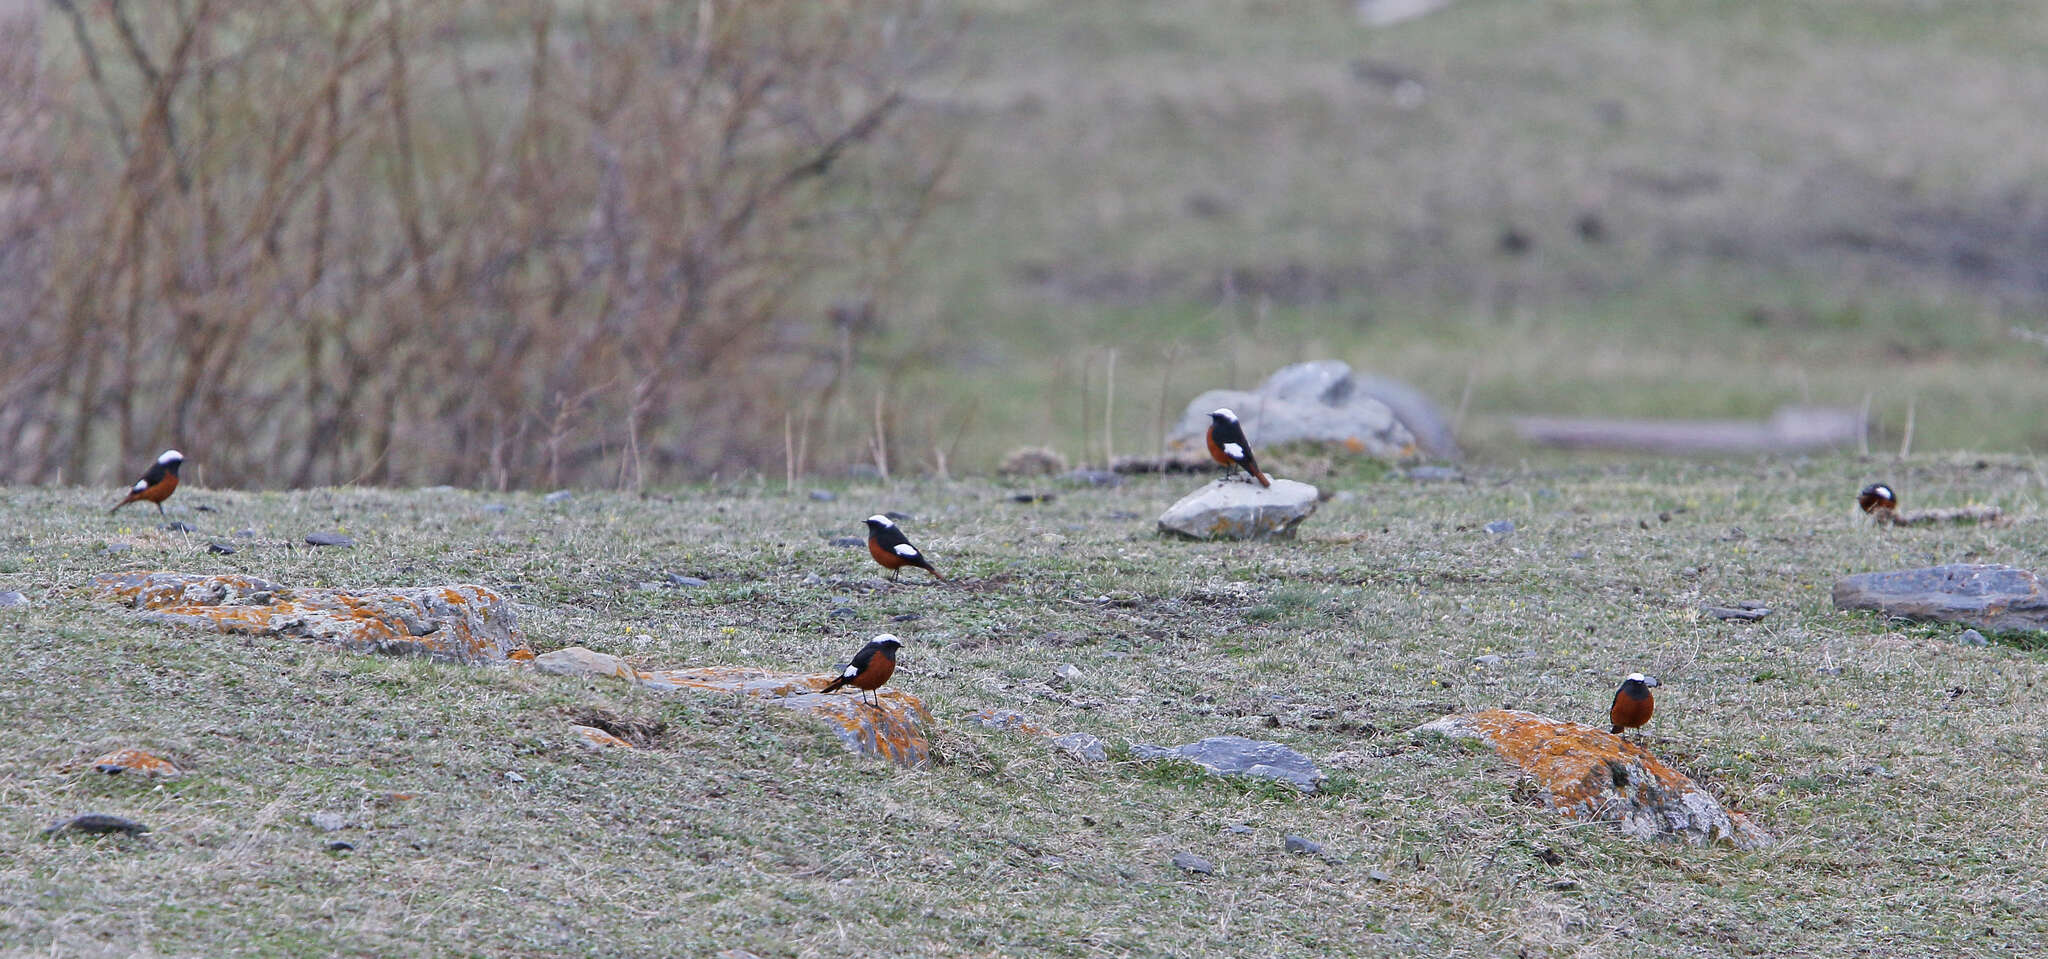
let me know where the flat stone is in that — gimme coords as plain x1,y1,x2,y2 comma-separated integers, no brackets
1832,564,2048,632
1703,604,1771,621
533,646,638,680
161,522,198,533
0,591,26,608
207,542,237,555
306,811,347,832
304,531,355,547
92,572,525,664
1052,732,1109,762
1283,835,1324,856
43,813,150,838
1131,735,1326,792
1414,709,1771,849
666,574,709,588
89,748,182,780
636,664,934,768
326,840,356,852
1158,477,1320,541
1472,654,1504,666
1171,852,1215,876
1959,629,1989,647
1483,520,1515,535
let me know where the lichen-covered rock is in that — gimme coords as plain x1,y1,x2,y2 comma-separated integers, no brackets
91,572,525,664
89,748,182,779
533,650,933,768
571,725,634,750
1832,564,2048,632
1132,735,1326,792
1163,361,1430,462
1158,477,1320,540
1415,709,1771,849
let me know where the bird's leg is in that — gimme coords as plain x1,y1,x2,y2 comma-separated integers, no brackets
156,501,167,518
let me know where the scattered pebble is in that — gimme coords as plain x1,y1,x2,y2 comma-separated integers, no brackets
1053,663,1082,682
889,612,923,622
1703,603,1772,621
161,521,198,533
326,840,356,853
808,489,837,502
306,811,347,832
304,532,356,548
480,503,510,514
43,813,149,838
1052,732,1108,762
1861,764,1890,778
1549,878,1580,891
827,536,866,548
502,771,527,783
1483,520,1515,535
101,543,132,555
235,528,258,538
207,541,237,555
1222,823,1254,835
0,591,26,608
1367,868,1392,882
1472,654,1503,667
829,608,856,620
666,575,709,588
1171,852,1215,876
1959,629,1989,647
802,573,825,586
193,503,217,512
543,490,574,504
1283,835,1325,857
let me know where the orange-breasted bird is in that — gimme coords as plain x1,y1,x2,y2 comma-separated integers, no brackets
820,634,903,708
864,515,942,582
111,449,185,517
1205,408,1271,487
1609,673,1659,736
1858,483,1898,514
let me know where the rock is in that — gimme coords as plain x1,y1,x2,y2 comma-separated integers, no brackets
1472,654,1503,667
43,813,150,838
1131,736,1327,793
326,840,356,852
1831,564,2048,632
1367,868,1392,882
1157,477,1320,541
666,574,709,588
503,771,527,783
1703,603,1772,621
634,665,934,768
161,522,197,533
91,572,527,664
89,748,182,780
1052,732,1109,762
1959,629,1990,647
1170,852,1215,876
1414,709,1771,849
1222,823,1254,835
1283,835,1324,856
102,543,132,555
1163,361,1435,463
0,591,26,608
1483,520,1515,535
533,646,638,680
827,536,866,548
571,724,634,750
808,489,836,502
207,542,237,555
304,531,355,547
889,612,922,623
1053,663,1082,683
543,490,574,504
306,811,347,832
235,528,258,537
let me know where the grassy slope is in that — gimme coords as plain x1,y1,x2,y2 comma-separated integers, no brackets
878,0,2048,471
3,453,2045,956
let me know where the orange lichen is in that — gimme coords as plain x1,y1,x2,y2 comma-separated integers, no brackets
87,747,183,779
571,725,634,750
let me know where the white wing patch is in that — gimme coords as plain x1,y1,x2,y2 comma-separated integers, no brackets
1222,442,1244,459
893,543,920,558
842,664,859,678
132,480,148,492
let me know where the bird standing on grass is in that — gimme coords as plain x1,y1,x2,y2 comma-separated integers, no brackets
864,515,942,582
1609,673,1660,736
111,450,185,517
821,634,904,708
1205,409,1271,487
1858,483,1898,514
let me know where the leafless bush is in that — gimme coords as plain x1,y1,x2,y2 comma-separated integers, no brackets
1,0,956,488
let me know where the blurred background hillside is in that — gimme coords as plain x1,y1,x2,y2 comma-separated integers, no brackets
4,0,2045,488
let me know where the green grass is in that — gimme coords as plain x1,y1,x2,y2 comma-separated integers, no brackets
3,453,2045,955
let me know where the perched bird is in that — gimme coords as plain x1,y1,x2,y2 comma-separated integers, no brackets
1609,673,1660,736
821,634,904,708
864,515,942,582
1205,408,1271,487
1857,483,1898,514
111,449,185,517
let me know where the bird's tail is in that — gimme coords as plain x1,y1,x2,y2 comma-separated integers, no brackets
1253,467,1272,487
110,497,134,514
822,676,849,694
925,565,945,583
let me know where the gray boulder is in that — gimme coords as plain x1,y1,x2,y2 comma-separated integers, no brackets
1158,477,1319,540
1164,360,1451,462
1131,735,1326,793
1832,564,2048,632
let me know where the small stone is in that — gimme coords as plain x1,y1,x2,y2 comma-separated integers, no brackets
829,608,856,619
0,591,27,608
101,543,132,554
1862,764,1890,778
161,521,198,533
637,581,664,591
207,541,237,555
1483,520,1515,535
802,573,824,586
193,503,217,512
828,536,866,548
43,813,149,837
1283,835,1324,856
1959,629,1989,647
1703,604,1772,621
1131,736,1326,792
1367,868,1392,882
326,840,355,852
808,489,837,502
480,503,510,514
1053,663,1082,682
1222,823,1254,835
503,771,527,783
1549,877,1580,891
1171,852,1215,876
889,612,923,622
1011,493,1054,504
543,490,574,504
1052,732,1109,762
306,811,347,832
235,528,258,537
666,575,709,588
532,647,635,679
1065,469,1123,487
1472,654,1503,666
89,748,182,779
304,531,356,547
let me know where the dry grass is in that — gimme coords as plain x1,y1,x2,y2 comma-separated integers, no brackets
3,452,2045,956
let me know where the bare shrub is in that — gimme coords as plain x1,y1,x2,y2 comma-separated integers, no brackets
2,0,956,489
